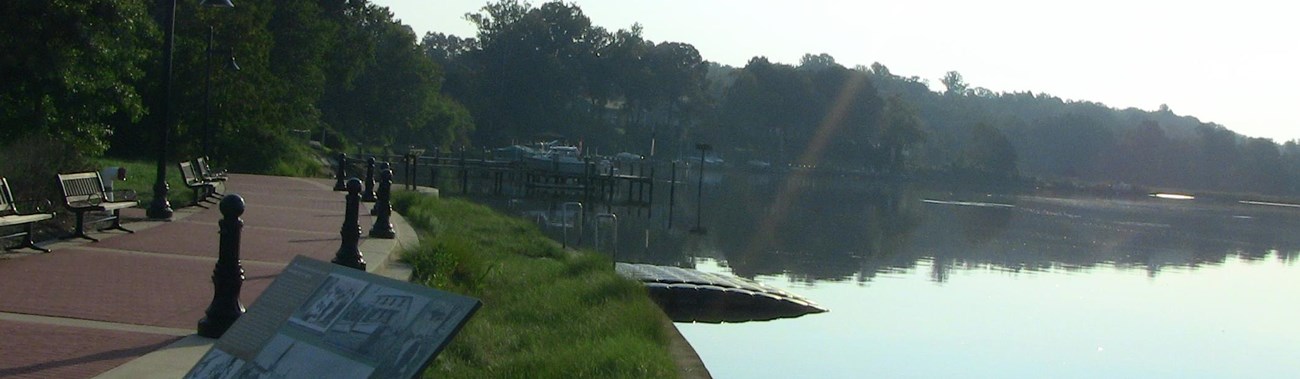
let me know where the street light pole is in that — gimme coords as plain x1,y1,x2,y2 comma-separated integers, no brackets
147,0,179,220
148,0,233,220
203,26,213,160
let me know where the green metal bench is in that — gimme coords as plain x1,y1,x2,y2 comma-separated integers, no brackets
1,177,55,252
57,171,136,242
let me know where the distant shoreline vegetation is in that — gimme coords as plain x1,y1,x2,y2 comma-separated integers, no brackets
3,0,1298,200
423,0,1300,199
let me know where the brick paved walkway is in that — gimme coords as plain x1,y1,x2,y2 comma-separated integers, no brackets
0,174,414,378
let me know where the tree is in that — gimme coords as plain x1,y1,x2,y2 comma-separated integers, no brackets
941,70,967,96
1238,137,1285,194
876,95,927,174
963,123,1017,177
462,0,602,142
0,0,156,155
798,53,837,72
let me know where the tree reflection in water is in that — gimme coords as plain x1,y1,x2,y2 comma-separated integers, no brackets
470,170,1300,283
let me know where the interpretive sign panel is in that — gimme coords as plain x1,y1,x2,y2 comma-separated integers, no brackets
185,256,481,379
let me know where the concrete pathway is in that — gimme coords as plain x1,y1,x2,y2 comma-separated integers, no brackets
0,174,416,378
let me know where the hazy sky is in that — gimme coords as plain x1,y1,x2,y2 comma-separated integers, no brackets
373,0,1299,142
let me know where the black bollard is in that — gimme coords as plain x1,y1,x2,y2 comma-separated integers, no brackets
362,157,377,202
333,178,366,270
371,162,390,216
198,194,247,338
333,153,347,191
402,154,412,190
409,154,419,191
369,166,396,239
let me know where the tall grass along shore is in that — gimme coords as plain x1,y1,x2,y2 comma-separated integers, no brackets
392,192,678,378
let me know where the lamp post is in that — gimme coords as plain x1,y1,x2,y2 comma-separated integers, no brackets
203,26,240,160
148,0,234,220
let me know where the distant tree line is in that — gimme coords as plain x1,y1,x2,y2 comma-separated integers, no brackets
428,0,1300,195
4,0,1297,196
869,67,1300,194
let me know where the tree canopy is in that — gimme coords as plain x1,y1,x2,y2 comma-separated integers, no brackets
1,0,474,174
4,0,1298,196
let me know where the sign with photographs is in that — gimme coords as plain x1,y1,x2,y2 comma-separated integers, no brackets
185,256,481,379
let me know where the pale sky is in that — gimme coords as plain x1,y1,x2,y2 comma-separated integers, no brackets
374,0,1300,142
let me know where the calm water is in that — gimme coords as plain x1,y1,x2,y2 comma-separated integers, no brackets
469,169,1300,378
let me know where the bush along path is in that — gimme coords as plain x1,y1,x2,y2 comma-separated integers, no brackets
392,192,679,378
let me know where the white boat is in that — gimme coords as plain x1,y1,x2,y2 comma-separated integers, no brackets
523,142,589,174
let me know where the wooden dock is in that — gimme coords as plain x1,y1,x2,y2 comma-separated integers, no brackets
337,151,662,206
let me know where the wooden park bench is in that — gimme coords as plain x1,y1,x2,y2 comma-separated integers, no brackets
1,177,55,252
179,160,220,208
57,171,136,242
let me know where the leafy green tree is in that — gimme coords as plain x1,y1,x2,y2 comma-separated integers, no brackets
1099,120,1178,186
0,0,157,155
1015,113,1114,178
940,70,967,96
719,57,808,164
876,95,927,174
462,0,601,142
963,122,1017,177
1193,123,1240,189
798,53,837,72
1238,137,1286,194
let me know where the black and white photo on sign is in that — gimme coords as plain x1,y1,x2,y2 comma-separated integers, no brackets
185,348,245,379
372,299,458,378
322,285,431,358
241,334,374,378
289,274,369,333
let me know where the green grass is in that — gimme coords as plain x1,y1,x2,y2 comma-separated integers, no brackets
267,142,330,178
392,192,678,379
95,158,196,209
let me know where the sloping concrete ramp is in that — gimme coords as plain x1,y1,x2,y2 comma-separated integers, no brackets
616,263,827,323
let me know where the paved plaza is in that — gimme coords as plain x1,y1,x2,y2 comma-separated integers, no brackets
0,174,416,378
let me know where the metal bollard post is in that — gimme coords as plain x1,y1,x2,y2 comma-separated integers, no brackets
333,178,366,270
362,157,377,202
595,213,619,264
370,165,396,239
333,153,347,191
407,154,417,191
198,194,247,338
371,162,390,215
561,202,583,248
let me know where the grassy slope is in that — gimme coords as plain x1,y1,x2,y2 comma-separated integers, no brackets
392,192,678,379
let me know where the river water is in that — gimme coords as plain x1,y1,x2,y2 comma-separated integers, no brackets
469,168,1300,378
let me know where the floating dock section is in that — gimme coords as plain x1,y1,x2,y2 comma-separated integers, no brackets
615,263,827,323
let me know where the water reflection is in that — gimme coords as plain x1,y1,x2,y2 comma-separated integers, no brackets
466,170,1300,378
468,170,1300,283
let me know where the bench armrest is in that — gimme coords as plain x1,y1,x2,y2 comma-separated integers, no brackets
108,189,137,202
11,198,54,215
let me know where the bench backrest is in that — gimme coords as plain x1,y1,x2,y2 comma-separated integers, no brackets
0,177,14,215
195,157,214,177
179,161,201,185
58,172,108,205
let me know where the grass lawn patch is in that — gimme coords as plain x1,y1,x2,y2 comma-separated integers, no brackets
392,192,678,379
97,158,196,209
